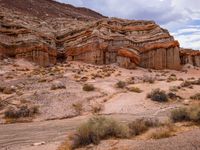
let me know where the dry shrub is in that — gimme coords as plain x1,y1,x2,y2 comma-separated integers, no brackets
82,84,95,91
72,103,83,115
167,74,177,82
170,108,189,122
188,105,200,123
128,118,160,136
171,105,200,123
58,140,72,150
190,93,200,100
127,87,142,93
180,80,193,88
91,104,103,114
4,105,39,119
150,124,175,139
72,116,129,148
143,75,155,84
147,89,168,102
116,81,126,88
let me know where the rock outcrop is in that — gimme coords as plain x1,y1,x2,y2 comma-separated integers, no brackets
180,49,200,67
0,0,196,70
64,19,181,69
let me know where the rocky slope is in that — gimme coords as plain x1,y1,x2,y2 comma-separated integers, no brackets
0,0,199,69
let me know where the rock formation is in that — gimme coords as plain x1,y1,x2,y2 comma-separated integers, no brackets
0,0,198,69
64,19,181,69
180,49,200,67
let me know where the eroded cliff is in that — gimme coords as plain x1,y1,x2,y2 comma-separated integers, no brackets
0,0,198,69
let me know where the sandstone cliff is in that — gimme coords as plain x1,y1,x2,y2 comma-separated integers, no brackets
64,19,181,69
180,49,200,67
0,0,198,70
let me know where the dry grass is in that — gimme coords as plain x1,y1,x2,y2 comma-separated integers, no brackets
150,124,175,139
127,87,142,93
190,93,200,100
57,140,72,150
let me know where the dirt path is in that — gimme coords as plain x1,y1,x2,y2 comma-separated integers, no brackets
0,111,172,150
0,112,200,150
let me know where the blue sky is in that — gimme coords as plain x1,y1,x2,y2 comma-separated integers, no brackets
57,0,200,50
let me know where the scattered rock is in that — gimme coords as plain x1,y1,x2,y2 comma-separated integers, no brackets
51,81,66,90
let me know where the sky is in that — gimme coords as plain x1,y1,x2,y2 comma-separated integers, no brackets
57,0,200,50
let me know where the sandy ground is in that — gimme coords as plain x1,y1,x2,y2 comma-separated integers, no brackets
0,58,200,150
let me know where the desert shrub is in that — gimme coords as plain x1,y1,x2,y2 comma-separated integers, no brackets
4,105,39,118
167,74,177,82
188,106,200,123
72,103,83,115
168,92,182,100
170,108,189,122
58,140,72,150
190,93,200,100
180,80,192,88
171,105,200,123
143,75,155,84
128,118,160,136
116,81,126,88
72,116,129,148
147,89,168,102
91,104,103,114
127,86,142,93
178,78,184,81
51,81,66,90
169,86,179,92
150,125,174,139
82,84,95,91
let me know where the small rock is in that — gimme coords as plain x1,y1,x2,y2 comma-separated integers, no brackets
183,100,190,105
32,141,45,146
51,81,66,90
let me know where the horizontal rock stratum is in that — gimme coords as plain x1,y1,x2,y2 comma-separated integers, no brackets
0,0,199,69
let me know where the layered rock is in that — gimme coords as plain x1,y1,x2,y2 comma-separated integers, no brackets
64,18,181,69
180,49,200,67
0,6,57,66
0,0,188,70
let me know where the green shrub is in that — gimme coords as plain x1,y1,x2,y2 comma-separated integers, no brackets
116,81,126,88
82,84,95,91
72,116,129,148
147,89,168,102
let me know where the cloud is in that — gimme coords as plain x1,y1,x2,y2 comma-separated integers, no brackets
56,0,200,49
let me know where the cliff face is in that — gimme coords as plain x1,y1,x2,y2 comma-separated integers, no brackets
64,19,181,69
0,0,103,66
180,49,200,67
0,0,197,69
